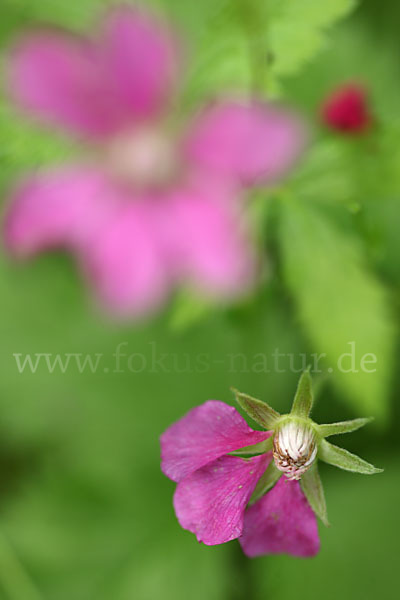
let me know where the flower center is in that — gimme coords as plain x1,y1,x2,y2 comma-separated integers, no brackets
104,125,180,189
273,420,317,481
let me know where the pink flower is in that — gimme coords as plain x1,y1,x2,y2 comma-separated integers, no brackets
321,83,371,134
160,400,319,554
4,5,306,317
161,371,382,557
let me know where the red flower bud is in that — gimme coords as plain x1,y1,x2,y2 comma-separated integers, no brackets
321,84,371,133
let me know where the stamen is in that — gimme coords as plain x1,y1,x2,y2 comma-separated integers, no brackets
273,420,317,480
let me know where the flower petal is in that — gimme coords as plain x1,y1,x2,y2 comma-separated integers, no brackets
174,454,270,545
163,178,256,298
82,201,169,317
160,400,271,482
8,31,123,138
101,6,179,119
186,101,306,187
5,168,169,317
239,477,320,557
4,168,111,255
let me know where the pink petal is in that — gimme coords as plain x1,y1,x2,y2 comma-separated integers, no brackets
239,477,320,557
5,168,169,317
160,400,271,482
174,454,270,545
163,178,256,298
82,201,169,317
4,167,111,255
8,31,123,138
185,101,307,187
101,6,179,119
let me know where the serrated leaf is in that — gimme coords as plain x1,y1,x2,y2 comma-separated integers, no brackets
232,388,280,429
279,199,394,422
318,439,383,474
183,0,357,102
250,460,281,504
290,368,313,418
182,2,252,104
318,417,373,438
301,462,329,526
268,0,357,79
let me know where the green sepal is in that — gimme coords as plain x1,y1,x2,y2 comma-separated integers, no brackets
231,388,280,430
249,460,281,505
290,368,313,418
301,463,329,526
229,437,273,456
318,417,373,438
318,439,383,475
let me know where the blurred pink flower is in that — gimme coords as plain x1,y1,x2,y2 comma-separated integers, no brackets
160,400,319,555
5,5,306,317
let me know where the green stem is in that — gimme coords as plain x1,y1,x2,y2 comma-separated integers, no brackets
228,542,256,600
236,0,269,95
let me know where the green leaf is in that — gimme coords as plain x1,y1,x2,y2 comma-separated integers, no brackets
182,1,251,104
279,199,395,422
232,388,280,429
318,439,383,475
318,417,373,438
0,100,74,182
183,0,357,102
301,462,329,526
290,368,313,418
267,0,357,81
289,140,357,208
168,289,212,331
250,461,282,505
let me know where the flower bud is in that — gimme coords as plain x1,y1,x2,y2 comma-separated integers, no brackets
321,84,371,134
273,420,317,480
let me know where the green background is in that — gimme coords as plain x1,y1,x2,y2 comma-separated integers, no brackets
0,1,399,599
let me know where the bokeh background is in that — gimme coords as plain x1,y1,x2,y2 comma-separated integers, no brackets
0,0,400,599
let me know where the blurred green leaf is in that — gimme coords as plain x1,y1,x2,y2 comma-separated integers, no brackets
290,140,357,208
183,0,357,101
168,290,213,332
279,199,395,421
0,101,74,188
361,194,400,287
181,1,251,104
268,0,357,80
